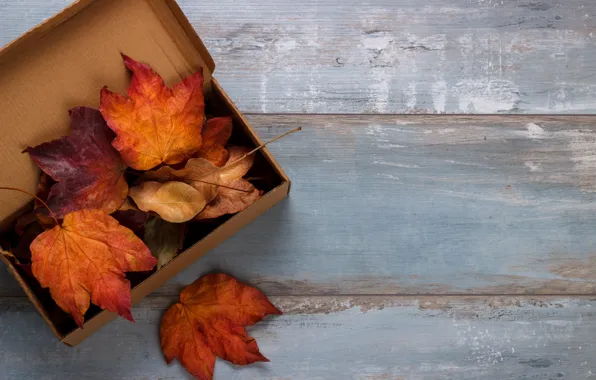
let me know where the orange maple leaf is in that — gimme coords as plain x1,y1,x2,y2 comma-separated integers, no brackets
30,210,157,327
160,273,281,380
100,54,205,170
194,117,233,167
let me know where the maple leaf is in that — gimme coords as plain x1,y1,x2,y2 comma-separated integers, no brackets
160,273,281,379
144,216,185,269
29,210,156,327
25,107,128,218
100,54,205,170
129,181,211,223
196,147,261,220
194,117,233,167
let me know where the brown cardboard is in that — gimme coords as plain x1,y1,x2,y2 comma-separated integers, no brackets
0,0,290,346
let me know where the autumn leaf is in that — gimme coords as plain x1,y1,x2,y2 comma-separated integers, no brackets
141,158,220,201
129,181,210,223
100,54,205,170
194,117,233,167
29,210,156,327
144,216,185,269
25,107,128,218
160,273,281,379
196,147,261,220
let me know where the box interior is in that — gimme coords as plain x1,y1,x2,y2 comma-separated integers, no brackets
0,0,286,339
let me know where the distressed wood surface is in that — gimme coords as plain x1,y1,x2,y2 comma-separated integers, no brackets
150,115,596,297
1,296,596,379
2,115,596,297
2,0,596,113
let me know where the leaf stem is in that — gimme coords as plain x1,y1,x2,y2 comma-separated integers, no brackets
0,186,59,226
227,127,302,169
205,127,302,178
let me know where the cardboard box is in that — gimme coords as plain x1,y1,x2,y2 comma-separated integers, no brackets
0,0,289,346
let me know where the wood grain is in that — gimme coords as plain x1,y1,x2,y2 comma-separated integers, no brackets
2,115,596,298
1,295,595,379
136,114,596,297
2,0,596,113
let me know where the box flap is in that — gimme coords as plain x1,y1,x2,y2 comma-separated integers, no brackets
0,0,215,222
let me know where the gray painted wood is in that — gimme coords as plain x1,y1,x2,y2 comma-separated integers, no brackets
163,115,596,297
1,295,596,379
3,115,596,297
2,0,596,113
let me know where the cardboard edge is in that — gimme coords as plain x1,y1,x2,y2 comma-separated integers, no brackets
162,0,216,74
0,253,63,340
0,0,95,60
211,78,291,190
61,180,290,346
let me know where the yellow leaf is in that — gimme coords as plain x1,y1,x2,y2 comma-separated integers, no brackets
129,181,209,223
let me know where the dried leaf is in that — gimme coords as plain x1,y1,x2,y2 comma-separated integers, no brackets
194,117,233,167
220,146,255,182
25,107,128,218
196,179,260,220
29,210,156,327
141,158,220,203
100,54,205,170
130,181,210,223
160,273,281,379
118,198,141,212
143,216,185,269
196,147,260,220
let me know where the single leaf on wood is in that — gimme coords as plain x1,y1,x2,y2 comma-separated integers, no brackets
29,210,156,327
194,117,233,167
160,273,281,380
25,107,128,218
130,181,209,223
143,216,185,269
100,54,205,170
196,147,261,220
141,158,220,203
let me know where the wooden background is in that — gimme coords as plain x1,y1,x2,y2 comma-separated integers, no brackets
2,1,596,379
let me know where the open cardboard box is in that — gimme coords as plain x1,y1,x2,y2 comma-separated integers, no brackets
0,0,289,346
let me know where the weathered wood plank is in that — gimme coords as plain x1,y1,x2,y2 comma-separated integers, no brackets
1,295,595,379
164,114,596,296
3,0,596,114
3,115,596,297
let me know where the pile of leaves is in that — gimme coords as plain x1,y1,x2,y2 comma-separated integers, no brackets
0,55,283,379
